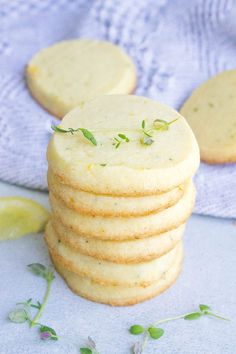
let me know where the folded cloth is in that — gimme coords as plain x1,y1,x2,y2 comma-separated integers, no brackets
0,0,235,218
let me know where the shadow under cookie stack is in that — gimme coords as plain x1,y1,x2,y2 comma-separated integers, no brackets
45,95,200,306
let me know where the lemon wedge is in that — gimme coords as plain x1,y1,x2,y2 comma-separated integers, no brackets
0,197,50,241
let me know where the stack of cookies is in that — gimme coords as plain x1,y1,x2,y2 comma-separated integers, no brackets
45,95,200,306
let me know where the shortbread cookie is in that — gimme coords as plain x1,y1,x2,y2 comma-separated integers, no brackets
51,248,183,306
26,39,136,118
180,69,236,163
52,217,185,263
48,170,187,217
49,182,195,240
47,95,200,195
45,221,181,287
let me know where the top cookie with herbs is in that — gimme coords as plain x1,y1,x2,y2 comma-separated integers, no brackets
180,69,236,164
26,39,136,118
47,95,199,196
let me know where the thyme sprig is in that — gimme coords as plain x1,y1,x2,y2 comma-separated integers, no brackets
113,133,130,148
52,125,97,146
140,120,154,145
130,304,229,354
141,120,154,137
80,336,100,354
52,118,178,149
7,268,229,354
8,263,58,341
153,118,178,131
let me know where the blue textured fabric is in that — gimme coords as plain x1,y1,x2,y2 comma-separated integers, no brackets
0,0,235,217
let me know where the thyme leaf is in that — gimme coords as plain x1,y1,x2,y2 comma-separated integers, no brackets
129,304,229,353
8,263,57,341
113,133,130,148
52,125,97,146
153,118,178,131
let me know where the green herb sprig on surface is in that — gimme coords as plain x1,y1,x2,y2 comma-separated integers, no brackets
141,120,154,137
129,304,229,354
52,118,178,149
80,336,100,354
8,263,58,341
140,120,154,146
52,125,97,146
153,118,178,131
113,133,130,148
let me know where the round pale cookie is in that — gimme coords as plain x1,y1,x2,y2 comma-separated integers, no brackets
51,217,185,263
51,247,183,306
47,95,200,195
49,181,195,240
180,70,236,163
26,39,136,118
48,170,187,217
45,221,181,287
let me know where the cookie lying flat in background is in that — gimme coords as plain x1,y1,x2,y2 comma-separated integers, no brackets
180,69,236,164
26,39,136,118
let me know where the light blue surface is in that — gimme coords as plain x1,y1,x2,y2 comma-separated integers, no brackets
0,181,235,354
0,0,236,218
